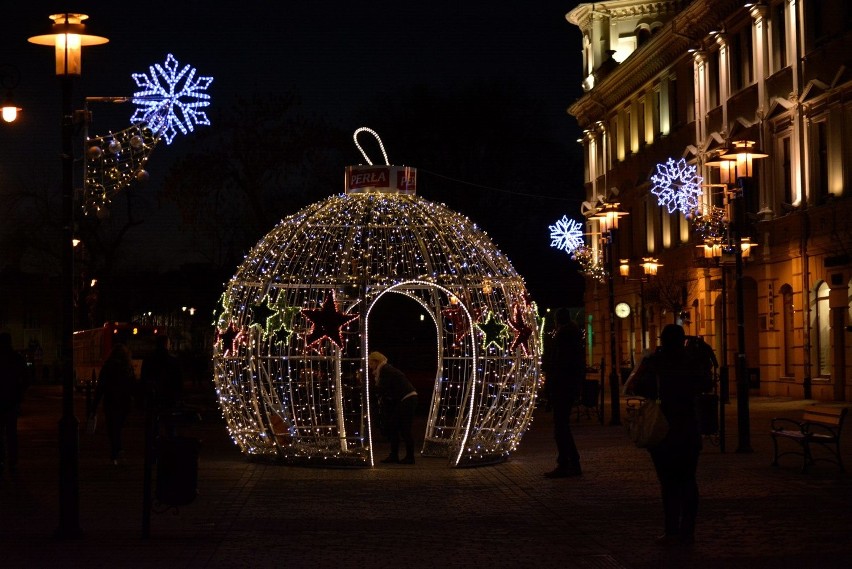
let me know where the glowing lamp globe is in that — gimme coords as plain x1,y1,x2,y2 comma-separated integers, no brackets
213,165,541,467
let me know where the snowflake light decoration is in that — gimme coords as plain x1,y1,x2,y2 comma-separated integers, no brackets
650,157,704,215
549,215,585,255
131,53,213,145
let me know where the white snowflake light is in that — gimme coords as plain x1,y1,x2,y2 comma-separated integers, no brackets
650,157,704,215
130,54,213,145
549,215,585,255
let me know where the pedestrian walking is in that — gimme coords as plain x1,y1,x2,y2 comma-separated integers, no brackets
91,343,136,464
541,308,585,478
368,352,418,465
625,323,714,546
141,335,182,436
0,332,27,472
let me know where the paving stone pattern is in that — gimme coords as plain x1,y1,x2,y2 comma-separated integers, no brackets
1,386,850,568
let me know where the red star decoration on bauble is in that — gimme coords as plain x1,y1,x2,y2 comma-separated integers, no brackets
301,292,359,350
217,322,244,356
442,304,470,345
507,304,533,354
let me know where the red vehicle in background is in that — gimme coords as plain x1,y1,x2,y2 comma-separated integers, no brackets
73,322,167,389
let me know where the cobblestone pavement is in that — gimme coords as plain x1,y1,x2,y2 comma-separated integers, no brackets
1,385,850,568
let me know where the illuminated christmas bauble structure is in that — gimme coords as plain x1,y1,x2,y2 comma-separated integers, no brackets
213,164,541,467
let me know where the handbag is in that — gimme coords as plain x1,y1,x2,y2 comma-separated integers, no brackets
625,375,668,448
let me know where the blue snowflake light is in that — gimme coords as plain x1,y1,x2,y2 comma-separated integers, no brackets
650,157,704,215
130,54,213,145
549,215,585,255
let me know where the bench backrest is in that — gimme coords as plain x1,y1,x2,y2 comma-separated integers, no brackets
802,406,848,428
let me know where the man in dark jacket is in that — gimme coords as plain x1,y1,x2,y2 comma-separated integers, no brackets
0,332,27,471
541,308,585,478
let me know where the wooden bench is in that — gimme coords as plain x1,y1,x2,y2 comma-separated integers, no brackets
770,405,847,473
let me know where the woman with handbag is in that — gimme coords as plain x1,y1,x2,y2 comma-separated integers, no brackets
625,324,713,546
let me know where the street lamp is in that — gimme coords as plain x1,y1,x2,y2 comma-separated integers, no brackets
720,140,767,454
0,64,22,123
591,199,627,425
619,257,661,353
29,13,108,538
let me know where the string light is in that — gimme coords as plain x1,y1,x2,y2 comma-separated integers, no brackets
83,123,158,214
212,166,541,467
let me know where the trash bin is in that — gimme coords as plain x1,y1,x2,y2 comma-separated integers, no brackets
156,436,200,506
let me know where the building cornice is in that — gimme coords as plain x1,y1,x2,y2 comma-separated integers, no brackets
567,0,743,127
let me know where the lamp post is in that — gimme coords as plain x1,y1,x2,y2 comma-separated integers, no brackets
592,200,627,426
720,140,767,454
619,257,661,354
29,13,108,538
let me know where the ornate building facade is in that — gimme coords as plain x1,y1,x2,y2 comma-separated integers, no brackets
566,0,851,401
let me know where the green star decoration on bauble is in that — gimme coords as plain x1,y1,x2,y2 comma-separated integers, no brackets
476,311,509,350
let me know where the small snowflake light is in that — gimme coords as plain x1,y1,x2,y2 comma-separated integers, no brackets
131,53,213,145
650,157,704,215
549,215,585,255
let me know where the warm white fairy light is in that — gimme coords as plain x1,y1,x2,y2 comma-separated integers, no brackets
212,171,540,467
83,123,158,214
353,127,389,165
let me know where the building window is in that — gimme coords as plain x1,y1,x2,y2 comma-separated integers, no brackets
708,52,720,108
805,0,849,51
814,120,829,201
729,27,753,91
777,134,794,207
668,78,679,130
771,1,788,72
781,284,794,377
637,97,646,147
651,88,661,137
610,117,618,166
811,281,831,377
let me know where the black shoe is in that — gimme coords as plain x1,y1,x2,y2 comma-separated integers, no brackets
399,456,415,465
380,455,400,464
544,465,582,478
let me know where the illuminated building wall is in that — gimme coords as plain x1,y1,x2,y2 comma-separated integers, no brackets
567,0,852,401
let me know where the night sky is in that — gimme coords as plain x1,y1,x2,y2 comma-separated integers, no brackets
1,1,585,309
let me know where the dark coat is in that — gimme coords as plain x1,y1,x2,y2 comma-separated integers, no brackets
542,321,586,400
94,355,136,419
375,363,416,403
630,347,713,448
141,348,182,410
